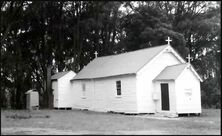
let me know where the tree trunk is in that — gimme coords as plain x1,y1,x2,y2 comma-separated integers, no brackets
46,65,53,108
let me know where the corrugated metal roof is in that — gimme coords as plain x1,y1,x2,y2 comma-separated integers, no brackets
72,44,169,80
154,63,188,81
51,71,71,80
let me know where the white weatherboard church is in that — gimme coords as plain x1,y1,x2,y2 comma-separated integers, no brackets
51,37,202,115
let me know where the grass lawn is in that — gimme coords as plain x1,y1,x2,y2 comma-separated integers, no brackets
1,108,221,135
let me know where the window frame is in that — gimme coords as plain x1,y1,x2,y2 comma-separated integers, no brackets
116,80,122,97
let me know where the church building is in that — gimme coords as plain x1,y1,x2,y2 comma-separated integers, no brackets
67,38,202,115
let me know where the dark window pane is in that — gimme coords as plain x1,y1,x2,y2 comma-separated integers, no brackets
117,89,121,95
116,81,121,95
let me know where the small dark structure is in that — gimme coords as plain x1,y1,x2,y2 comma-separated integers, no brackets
25,89,39,110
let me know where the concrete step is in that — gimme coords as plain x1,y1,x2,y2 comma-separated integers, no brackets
155,112,178,118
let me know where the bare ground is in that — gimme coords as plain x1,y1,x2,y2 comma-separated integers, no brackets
1,109,221,135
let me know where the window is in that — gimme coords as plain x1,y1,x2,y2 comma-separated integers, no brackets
82,83,86,98
116,81,121,96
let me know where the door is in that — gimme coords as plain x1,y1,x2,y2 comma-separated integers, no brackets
161,83,170,111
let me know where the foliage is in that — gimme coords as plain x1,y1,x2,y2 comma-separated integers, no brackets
0,1,220,109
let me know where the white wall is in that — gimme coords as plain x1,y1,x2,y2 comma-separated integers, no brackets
29,92,39,107
70,79,93,109
52,81,58,107
153,81,177,113
70,74,138,113
136,47,181,113
57,71,76,108
175,66,201,113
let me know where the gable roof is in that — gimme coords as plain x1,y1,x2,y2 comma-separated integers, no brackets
51,71,71,80
72,44,170,80
153,63,203,82
154,63,189,81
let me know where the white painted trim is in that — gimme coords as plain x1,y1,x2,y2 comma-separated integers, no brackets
167,47,203,82
136,45,202,82
175,64,203,82
167,45,187,63
136,45,186,74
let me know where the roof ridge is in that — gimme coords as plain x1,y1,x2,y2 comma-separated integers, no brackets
135,45,170,73
166,63,188,68
96,44,169,59
72,44,171,80
51,71,73,80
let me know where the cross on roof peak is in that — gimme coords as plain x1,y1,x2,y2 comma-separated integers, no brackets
186,54,192,63
94,51,98,58
165,37,172,45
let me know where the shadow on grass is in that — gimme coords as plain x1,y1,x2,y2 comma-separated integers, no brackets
6,114,50,119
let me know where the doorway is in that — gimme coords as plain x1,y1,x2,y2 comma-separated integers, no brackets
161,83,170,111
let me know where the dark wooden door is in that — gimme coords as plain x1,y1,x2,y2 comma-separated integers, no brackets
161,83,170,110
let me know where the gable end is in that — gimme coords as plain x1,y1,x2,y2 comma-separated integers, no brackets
136,45,186,74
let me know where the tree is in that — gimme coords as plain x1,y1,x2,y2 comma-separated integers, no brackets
1,1,220,109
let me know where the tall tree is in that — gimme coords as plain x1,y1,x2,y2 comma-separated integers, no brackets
1,1,220,109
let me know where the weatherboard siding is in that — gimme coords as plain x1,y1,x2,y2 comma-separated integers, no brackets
56,71,76,108
136,49,181,113
175,67,201,113
71,80,94,109
71,75,137,113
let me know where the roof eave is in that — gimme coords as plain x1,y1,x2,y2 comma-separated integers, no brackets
153,79,175,82
136,45,170,73
136,45,187,74
70,73,136,81
51,79,58,81
175,63,203,82
188,64,203,82
51,71,72,80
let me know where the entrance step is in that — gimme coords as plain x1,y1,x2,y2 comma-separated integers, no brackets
155,112,178,118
